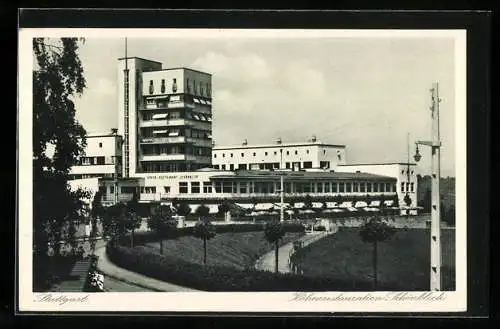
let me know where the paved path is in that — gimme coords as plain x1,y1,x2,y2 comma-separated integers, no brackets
94,242,200,292
254,232,329,273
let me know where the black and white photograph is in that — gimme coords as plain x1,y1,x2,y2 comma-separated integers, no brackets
18,26,468,313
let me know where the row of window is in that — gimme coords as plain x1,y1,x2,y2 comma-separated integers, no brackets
141,127,212,139
140,162,210,173
142,110,212,122
77,156,121,166
213,161,330,171
148,78,211,97
401,182,415,193
176,180,396,194
214,149,342,160
141,145,212,157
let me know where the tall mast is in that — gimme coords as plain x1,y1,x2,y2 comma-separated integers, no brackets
123,37,130,179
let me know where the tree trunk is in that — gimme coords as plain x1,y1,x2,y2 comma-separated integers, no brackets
373,241,378,290
160,239,163,255
275,241,279,273
130,228,135,248
203,238,207,265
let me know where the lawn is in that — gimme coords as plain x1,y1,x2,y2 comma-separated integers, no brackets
143,232,304,270
292,227,456,291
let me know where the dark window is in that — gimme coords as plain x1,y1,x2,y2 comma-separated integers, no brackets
373,183,379,192
274,151,277,155
221,164,226,170
346,183,351,193
121,186,136,194
191,182,200,194
109,186,114,194
223,182,232,193
161,79,165,93
203,182,211,193
238,164,246,170
353,182,359,192
253,152,256,156
286,151,290,155
214,154,217,158
401,182,405,192
317,183,323,193
230,153,233,158
265,152,268,156
360,182,366,193
96,156,105,165
303,161,312,169
286,162,290,169
306,150,309,154
332,182,337,193
241,153,244,157
213,165,220,169
230,164,234,171
179,182,188,194
99,142,102,148
222,153,225,158
339,182,345,193
367,183,372,192
295,150,298,155
410,182,414,192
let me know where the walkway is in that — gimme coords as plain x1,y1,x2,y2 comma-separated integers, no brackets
254,232,331,273
94,241,200,292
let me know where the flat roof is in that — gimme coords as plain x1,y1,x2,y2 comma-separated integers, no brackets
142,67,212,76
213,142,346,150
86,133,122,139
210,170,395,181
117,56,163,65
339,162,417,166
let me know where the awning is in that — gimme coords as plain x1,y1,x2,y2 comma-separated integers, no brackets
192,113,200,120
384,200,394,206
189,204,200,213
153,130,168,134
354,201,368,208
169,95,181,102
339,202,352,208
370,200,381,207
207,116,212,122
207,204,219,214
168,131,180,137
236,203,254,210
294,202,305,209
347,207,358,212
193,98,201,104
206,100,212,106
326,202,338,208
312,202,323,209
299,209,315,214
199,99,207,105
273,202,291,209
152,113,168,120
254,203,274,211
286,210,295,215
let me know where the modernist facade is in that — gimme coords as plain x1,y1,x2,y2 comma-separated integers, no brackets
338,163,418,209
212,137,346,171
67,55,420,216
117,57,213,177
69,131,122,180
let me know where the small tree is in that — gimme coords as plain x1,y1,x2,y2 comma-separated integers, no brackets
125,190,142,248
264,220,286,273
89,189,105,254
192,219,216,265
303,194,313,210
444,205,455,226
359,215,396,290
195,204,210,220
147,204,177,254
101,202,125,240
218,199,231,221
175,201,191,217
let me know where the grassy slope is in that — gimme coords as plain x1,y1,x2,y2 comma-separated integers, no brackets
293,228,455,290
143,232,303,270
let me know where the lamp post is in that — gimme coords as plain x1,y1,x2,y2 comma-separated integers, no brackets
414,82,442,291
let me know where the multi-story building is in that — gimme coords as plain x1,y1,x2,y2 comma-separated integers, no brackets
69,130,122,180
337,163,418,210
117,57,213,177
212,136,346,171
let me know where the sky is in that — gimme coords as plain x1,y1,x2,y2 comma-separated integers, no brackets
71,33,457,177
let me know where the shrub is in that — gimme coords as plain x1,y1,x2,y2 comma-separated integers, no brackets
106,240,408,291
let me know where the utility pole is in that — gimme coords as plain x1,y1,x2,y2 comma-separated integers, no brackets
414,82,442,291
280,148,284,223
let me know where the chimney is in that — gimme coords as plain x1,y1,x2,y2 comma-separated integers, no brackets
242,139,248,146
111,128,118,135
211,140,216,147
311,135,317,143
276,137,282,145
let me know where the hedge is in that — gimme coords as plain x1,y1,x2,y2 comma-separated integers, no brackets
106,239,409,291
118,222,305,246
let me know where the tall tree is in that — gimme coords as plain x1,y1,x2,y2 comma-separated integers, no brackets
147,204,177,254
359,215,396,290
303,194,313,210
264,220,286,273
192,219,216,265
32,38,88,287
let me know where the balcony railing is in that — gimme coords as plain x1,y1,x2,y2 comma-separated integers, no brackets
144,101,195,110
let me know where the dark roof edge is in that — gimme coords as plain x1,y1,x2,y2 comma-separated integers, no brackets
118,57,163,65
339,162,417,166
214,143,346,150
147,67,212,76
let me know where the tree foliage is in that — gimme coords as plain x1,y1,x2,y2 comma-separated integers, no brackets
264,220,286,273
359,215,396,289
195,204,210,218
218,199,231,215
303,194,313,209
193,219,216,265
147,204,177,254
175,201,191,217
32,37,88,262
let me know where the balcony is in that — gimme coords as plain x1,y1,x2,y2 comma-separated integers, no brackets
140,154,199,162
140,136,190,144
144,101,195,110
